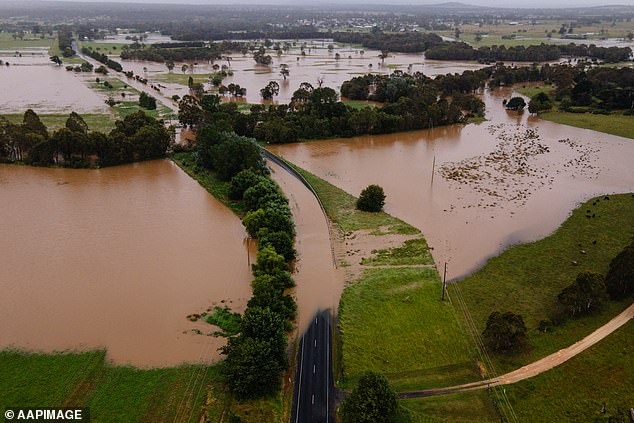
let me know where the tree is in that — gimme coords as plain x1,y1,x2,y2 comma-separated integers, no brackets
251,246,288,276
279,64,289,80
165,60,175,72
205,133,266,180
528,91,553,114
505,96,526,111
50,55,62,66
229,169,267,200
558,271,608,317
341,372,397,423
260,81,280,100
482,311,527,352
139,92,157,110
605,242,634,300
379,50,389,65
356,185,386,212
65,112,88,134
177,95,203,128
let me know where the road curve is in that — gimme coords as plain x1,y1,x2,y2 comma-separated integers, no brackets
398,300,634,399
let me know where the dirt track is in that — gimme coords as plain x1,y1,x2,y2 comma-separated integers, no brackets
398,301,634,398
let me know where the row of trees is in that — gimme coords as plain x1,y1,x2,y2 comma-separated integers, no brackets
0,110,172,168
57,28,76,57
119,42,241,63
81,47,123,72
178,71,486,145
332,31,444,53
189,129,298,399
426,42,632,63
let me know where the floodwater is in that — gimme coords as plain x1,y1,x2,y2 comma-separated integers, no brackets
268,161,341,332
119,41,489,104
0,160,253,367
269,87,634,281
0,57,109,114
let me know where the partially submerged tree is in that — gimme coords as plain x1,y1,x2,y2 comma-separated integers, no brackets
505,96,526,111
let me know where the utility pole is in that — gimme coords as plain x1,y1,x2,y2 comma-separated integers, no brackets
431,155,436,185
441,262,447,301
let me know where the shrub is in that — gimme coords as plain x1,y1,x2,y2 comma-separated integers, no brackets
341,372,397,423
482,311,527,353
356,184,386,212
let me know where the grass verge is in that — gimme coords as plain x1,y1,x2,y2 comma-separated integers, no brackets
450,193,634,373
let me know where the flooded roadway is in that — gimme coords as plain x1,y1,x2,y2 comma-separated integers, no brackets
0,160,253,367
269,87,634,281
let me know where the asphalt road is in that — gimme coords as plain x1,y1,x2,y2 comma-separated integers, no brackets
291,310,335,423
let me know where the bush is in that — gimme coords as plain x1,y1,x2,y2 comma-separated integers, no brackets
341,372,397,423
243,179,286,211
356,184,386,212
606,241,634,300
482,311,527,353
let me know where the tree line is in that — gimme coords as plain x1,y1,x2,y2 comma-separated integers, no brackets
119,42,241,63
331,31,444,53
81,47,124,72
0,110,172,167
425,42,632,63
184,128,298,399
57,27,76,57
177,71,486,145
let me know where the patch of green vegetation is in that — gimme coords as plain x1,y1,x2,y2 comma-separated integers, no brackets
506,320,634,421
514,84,634,139
47,35,83,64
171,151,245,216
154,72,215,86
0,32,54,49
361,238,434,266
203,306,242,337
339,267,474,391
396,390,499,423
78,41,128,55
343,100,379,110
112,101,173,121
287,161,418,234
451,193,634,373
0,350,215,422
1,113,116,133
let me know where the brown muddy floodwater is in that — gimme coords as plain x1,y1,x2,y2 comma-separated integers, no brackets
268,161,341,333
0,58,108,114
0,160,253,367
269,87,634,281
121,41,489,104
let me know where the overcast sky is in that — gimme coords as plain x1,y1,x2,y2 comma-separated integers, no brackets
35,0,634,8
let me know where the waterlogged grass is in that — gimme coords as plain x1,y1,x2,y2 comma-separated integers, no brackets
450,193,634,373
112,101,174,121
513,84,555,99
154,72,215,86
361,238,434,266
0,350,216,422
288,162,419,234
171,151,245,216
515,84,634,139
506,320,634,421
1,113,116,133
203,306,242,337
0,32,54,50
338,267,474,391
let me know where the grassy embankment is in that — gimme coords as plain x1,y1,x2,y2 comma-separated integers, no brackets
288,162,500,422
515,85,634,139
451,193,634,376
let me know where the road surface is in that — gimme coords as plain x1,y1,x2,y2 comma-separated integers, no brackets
291,310,335,423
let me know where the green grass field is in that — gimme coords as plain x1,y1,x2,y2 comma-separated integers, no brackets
154,72,215,86
0,350,214,422
515,85,634,139
339,267,476,391
506,320,634,421
0,32,53,50
396,391,501,423
451,194,634,373
360,238,434,266
1,113,116,133
78,41,129,56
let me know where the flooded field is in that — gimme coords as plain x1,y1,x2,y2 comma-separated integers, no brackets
0,160,253,367
0,57,109,114
268,161,341,332
269,87,634,281
119,42,489,104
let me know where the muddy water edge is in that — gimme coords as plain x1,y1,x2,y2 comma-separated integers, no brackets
0,160,253,367
269,86,634,281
